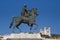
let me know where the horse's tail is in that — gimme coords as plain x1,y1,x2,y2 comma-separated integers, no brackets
9,17,14,28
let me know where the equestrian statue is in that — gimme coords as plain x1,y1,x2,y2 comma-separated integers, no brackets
9,4,38,33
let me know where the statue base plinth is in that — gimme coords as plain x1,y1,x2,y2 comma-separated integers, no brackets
7,38,42,40
2,32,44,40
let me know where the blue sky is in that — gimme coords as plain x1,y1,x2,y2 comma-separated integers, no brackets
0,0,60,34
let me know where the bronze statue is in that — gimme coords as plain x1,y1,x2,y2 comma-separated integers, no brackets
9,4,38,33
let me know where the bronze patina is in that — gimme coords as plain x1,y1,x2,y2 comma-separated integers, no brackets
9,4,38,33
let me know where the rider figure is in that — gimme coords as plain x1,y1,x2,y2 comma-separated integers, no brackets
21,4,28,17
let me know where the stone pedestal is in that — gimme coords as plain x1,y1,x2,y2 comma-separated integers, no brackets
2,33,43,40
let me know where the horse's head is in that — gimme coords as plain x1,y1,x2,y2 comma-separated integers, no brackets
30,8,38,17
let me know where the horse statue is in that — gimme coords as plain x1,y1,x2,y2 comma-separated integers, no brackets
9,6,38,33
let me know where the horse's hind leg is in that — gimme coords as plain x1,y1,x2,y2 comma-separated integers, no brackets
15,21,22,32
12,26,15,33
16,26,21,32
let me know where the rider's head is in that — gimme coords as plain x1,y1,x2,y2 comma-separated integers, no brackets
24,4,27,8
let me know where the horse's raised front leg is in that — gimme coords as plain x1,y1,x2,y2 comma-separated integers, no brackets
29,26,32,33
15,20,22,33
34,22,38,30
